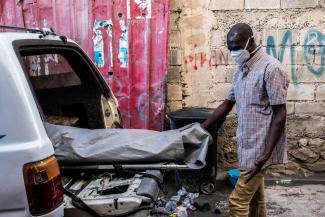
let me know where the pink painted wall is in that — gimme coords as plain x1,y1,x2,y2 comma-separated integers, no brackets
0,0,169,131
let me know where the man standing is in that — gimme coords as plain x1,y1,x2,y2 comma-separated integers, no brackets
202,23,289,217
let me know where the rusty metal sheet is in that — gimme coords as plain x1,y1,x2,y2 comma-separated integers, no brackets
0,0,169,131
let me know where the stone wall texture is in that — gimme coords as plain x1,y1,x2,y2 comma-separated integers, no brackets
168,0,325,177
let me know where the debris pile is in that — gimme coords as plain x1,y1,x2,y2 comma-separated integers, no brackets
153,187,199,216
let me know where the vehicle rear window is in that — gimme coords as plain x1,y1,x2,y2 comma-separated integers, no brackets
22,54,81,90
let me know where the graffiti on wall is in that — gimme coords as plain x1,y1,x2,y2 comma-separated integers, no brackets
93,18,128,69
303,30,324,76
93,20,113,69
266,29,324,84
133,0,152,19
183,29,324,85
136,82,163,122
183,48,229,73
118,20,128,68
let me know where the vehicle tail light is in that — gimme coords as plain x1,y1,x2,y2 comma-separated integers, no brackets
23,156,63,215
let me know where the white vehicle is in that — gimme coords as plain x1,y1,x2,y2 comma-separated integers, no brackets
0,26,160,217
0,26,210,217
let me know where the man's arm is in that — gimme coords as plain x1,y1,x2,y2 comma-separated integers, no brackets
201,99,235,130
246,104,286,183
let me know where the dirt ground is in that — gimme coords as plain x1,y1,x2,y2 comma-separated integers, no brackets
160,172,325,217
187,184,325,217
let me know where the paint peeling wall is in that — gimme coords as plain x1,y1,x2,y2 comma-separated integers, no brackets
0,0,169,131
168,0,325,176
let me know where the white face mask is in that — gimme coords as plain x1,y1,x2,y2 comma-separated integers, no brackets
230,36,253,65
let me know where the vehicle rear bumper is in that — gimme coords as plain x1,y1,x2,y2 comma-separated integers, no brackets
0,204,64,217
33,204,64,217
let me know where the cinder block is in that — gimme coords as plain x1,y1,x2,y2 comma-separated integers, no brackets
182,15,204,29
225,66,237,83
299,29,324,46
170,0,183,11
246,0,280,9
168,66,181,83
295,102,325,116
314,47,325,65
287,84,315,101
210,29,225,48
253,30,263,46
320,0,325,7
263,29,278,47
306,49,324,71
209,83,232,101
168,84,182,101
278,46,296,65
182,85,190,97
283,65,293,83
295,47,305,65
316,84,325,100
168,48,182,66
186,33,207,47
294,66,325,83
281,0,318,9
300,29,309,46
183,88,210,107
277,29,299,46
218,47,233,65
183,0,203,9
169,13,180,31
287,102,295,115
167,101,183,112
169,30,181,48
209,67,227,82
209,0,244,10
206,101,223,109
205,47,232,68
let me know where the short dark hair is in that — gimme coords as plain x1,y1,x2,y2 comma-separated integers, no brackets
227,23,253,41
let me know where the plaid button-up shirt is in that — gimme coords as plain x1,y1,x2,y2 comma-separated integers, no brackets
226,48,289,170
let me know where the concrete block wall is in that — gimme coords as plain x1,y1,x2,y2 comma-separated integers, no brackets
167,0,325,176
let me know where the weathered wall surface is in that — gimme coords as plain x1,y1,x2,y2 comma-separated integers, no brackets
168,0,325,176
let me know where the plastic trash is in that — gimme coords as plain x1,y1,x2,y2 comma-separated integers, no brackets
176,206,188,217
152,206,170,215
186,192,199,203
183,197,197,211
164,187,199,214
182,190,199,210
165,198,178,213
177,187,187,197
227,168,240,185
276,179,292,185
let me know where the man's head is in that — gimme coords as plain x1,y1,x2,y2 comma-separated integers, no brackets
227,23,258,65
227,23,256,52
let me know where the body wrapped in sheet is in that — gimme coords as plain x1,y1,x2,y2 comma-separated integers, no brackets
46,123,212,169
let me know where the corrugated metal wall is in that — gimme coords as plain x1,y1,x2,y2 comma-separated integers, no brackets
0,0,169,131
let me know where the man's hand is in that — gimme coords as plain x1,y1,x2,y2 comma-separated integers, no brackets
201,100,235,130
245,155,268,183
200,122,208,130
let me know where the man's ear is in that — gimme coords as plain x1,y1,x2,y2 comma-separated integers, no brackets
247,37,257,52
249,36,255,45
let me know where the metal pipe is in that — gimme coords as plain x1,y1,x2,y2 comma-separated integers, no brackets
61,163,191,170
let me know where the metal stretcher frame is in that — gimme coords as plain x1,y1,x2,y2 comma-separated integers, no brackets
60,162,192,171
